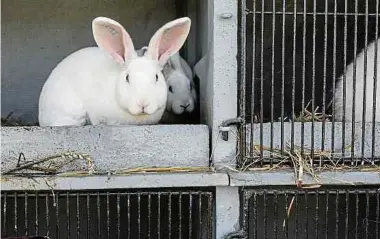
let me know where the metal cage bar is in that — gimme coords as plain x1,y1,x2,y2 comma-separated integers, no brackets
1,189,214,239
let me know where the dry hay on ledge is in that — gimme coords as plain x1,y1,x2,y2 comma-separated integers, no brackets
1,151,215,179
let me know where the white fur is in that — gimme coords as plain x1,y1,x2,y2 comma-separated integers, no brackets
38,16,191,126
334,38,380,122
163,52,197,115
138,47,197,115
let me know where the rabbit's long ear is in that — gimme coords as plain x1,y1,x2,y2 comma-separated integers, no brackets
92,17,136,64
146,17,191,67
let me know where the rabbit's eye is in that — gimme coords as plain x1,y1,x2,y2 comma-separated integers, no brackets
126,74,130,83
155,74,158,82
169,86,173,93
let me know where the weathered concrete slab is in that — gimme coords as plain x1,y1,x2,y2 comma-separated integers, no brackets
1,125,210,173
1,172,228,191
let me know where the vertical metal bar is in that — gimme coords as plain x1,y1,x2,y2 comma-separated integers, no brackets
76,193,80,239
310,0,317,164
321,0,329,161
376,189,379,239
138,193,141,239
127,194,131,239
56,192,60,239
315,190,319,239
325,190,329,239
178,193,181,239
365,190,369,239
259,0,265,166
263,190,267,239
361,0,369,162
158,193,161,238
239,0,247,166
66,192,70,239
371,0,379,162
14,192,17,236
97,192,100,239
291,0,297,153
280,0,286,155
148,194,151,238
304,191,308,239
86,193,90,239
284,192,288,239
295,191,299,239
241,191,250,235
301,0,307,155
341,0,348,162
107,192,110,239
207,193,213,239
253,193,257,239
168,192,172,238
117,193,120,239
35,192,39,236
270,0,276,160
335,190,339,239
3,192,6,236
198,192,202,239
249,0,256,165
331,0,338,162
355,191,359,238
188,193,192,238
274,192,278,239
344,190,349,239
46,193,49,237
24,192,28,236
351,0,359,164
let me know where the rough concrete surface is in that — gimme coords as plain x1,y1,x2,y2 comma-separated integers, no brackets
1,125,210,173
1,172,228,191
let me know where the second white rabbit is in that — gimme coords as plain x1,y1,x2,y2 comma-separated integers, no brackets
334,38,380,122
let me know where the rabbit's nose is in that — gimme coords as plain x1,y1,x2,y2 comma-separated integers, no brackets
181,103,190,109
137,100,149,109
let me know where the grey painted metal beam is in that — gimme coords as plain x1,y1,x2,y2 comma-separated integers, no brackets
1,125,210,173
210,0,239,169
215,186,240,239
1,172,229,191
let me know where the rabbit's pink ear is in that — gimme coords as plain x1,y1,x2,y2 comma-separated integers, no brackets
146,17,191,67
92,17,136,64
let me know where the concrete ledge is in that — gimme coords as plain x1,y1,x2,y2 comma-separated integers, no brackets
1,125,210,173
1,172,229,191
230,170,380,186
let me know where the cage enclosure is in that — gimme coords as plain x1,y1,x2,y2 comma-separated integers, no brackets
238,0,380,169
1,188,215,239
1,0,216,171
241,186,380,239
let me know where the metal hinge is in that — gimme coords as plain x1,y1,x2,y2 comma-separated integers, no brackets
219,117,244,141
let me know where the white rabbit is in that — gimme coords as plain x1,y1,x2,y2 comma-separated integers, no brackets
38,16,191,126
334,38,380,122
138,47,197,116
